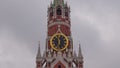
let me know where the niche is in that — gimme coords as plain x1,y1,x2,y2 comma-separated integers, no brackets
57,7,62,15
58,65,61,68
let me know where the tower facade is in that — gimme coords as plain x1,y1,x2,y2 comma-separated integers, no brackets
36,0,83,68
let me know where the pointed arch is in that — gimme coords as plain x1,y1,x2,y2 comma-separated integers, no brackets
58,65,61,68
54,61,65,68
56,6,62,15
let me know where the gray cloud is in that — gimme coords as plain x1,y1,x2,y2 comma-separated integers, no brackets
0,0,120,68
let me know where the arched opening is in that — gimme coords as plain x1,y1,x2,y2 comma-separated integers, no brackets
57,8,62,15
54,61,65,68
58,65,61,68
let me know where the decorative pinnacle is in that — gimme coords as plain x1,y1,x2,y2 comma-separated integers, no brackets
65,1,68,7
36,41,41,58
74,51,77,58
78,44,83,58
50,1,53,6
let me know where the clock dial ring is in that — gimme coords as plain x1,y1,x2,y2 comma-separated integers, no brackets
50,33,68,51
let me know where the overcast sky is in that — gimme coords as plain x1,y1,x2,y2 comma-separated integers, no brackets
0,0,120,68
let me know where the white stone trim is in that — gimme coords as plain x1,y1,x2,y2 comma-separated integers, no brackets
48,21,70,27
51,56,69,68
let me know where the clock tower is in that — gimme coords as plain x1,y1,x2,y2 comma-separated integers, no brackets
36,0,83,68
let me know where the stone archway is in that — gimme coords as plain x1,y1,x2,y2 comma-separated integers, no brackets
54,61,66,68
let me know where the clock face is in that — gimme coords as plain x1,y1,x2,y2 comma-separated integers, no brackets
50,33,68,51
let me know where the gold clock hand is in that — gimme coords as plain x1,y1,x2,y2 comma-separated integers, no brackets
57,36,59,49
58,35,60,49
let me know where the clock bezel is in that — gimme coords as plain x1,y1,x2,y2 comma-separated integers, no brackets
50,33,68,51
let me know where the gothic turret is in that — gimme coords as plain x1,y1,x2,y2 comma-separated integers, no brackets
74,51,77,58
78,44,83,59
36,42,42,68
36,42,41,58
77,44,84,68
48,0,70,23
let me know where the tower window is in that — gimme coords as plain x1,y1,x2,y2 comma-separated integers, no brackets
57,8,62,15
58,65,61,68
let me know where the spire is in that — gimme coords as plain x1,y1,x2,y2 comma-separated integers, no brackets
78,44,83,58
74,51,77,58
36,41,41,58
43,51,46,58
50,1,53,7
53,0,64,6
65,1,68,7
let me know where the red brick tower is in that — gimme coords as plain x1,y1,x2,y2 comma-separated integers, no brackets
36,0,83,68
